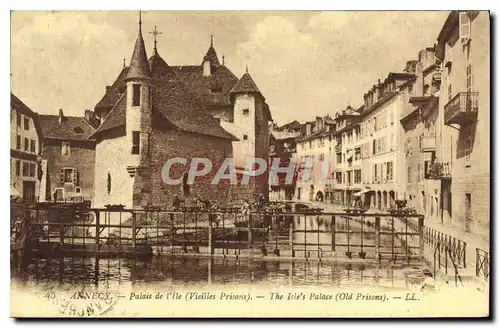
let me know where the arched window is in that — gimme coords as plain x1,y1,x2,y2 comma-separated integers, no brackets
107,173,111,195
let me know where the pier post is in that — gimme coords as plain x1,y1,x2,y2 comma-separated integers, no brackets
331,216,336,258
289,222,294,257
248,214,252,258
418,216,424,261
375,217,380,263
95,211,100,251
59,220,64,247
208,223,213,256
132,212,136,252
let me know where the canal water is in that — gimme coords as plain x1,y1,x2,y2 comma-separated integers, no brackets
12,215,427,290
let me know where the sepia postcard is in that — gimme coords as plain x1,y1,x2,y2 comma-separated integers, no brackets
10,10,490,318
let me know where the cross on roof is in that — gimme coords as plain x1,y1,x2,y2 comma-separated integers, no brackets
149,25,163,53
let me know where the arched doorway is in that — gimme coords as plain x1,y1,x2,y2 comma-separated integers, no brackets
377,191,382,210
309,185,314,201
389,190,395,209
382,191,388,209
316,191,324,202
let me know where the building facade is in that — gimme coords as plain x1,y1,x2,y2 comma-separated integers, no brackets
39,109,98,202
10,93,43,202
329,106,362,207
359,72,415,210
294,117,336,202
433,11,490,240
90,17,272,210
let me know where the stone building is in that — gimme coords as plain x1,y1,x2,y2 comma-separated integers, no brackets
294,116,336,202
330,106,362,207
359,72,415,210
90,16,272,209
10,93,43,202
268,124,301,201
399,47,441,220
433,11,490,240
39,109,98,202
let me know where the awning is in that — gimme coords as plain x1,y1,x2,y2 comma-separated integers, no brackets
354,189,373,197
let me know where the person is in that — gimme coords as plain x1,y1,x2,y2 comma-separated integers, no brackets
172,195,182,211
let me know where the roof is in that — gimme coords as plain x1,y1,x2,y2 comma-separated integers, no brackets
332,122,360,136
125,24,151,81
11,93,37,118
271,130,300,140
230,72,261,97
11,93,44,138
362,91,399,117
39,114,96,141
92,53,238,141
202,44,221,68
95,66,128,111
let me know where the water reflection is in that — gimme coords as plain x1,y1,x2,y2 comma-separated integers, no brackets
13,255,424,290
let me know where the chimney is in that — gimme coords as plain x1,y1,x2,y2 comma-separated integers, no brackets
419,47,436,71
414,62,424,96
85,110,100,128
306,123,312,136
106,85,111,93
403,60,417,73
315,116,323,131
58,109,64,124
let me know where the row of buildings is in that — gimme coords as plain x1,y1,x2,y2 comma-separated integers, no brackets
269,11,489,241
11,14,273,209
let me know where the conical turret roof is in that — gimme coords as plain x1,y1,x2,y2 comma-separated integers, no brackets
125,21,151,81
230,72,261,94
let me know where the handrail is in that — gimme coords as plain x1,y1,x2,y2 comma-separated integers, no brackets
433,240,464,287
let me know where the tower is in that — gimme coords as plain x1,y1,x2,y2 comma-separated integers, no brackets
202,35,221,76
125,12,153,207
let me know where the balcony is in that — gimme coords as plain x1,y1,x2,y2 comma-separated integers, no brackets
420,136,436,152
444,92,478,126
426,162,452,180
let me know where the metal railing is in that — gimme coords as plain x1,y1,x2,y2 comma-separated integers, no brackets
424,226,466,268
12,204,426,263
475,248,490,281
444,92,479,124
433,242,463,287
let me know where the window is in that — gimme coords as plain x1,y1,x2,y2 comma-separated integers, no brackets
29,163,36,177
243,134,248,140
448,83,452,101
30,140,36,153
408,84,413,94
319,153,325,161
354,169,361,184
17,113,21,127
354,147,361,161
386,161,393,181
132,84,141,106
24,138,29,151
132,131,140,154
242,108,249,116
423,84,429,95
15,160,20,176
465,124,473,166
336,152,342,164
16,135,20,149
62,141,70,156
22,162,28,177
210,82,223,93
459,12,471,42
466,64,473,93
373,164,378,183
24,117,29,130
107,173,111,194
335,172,342,184
373,117,377,131
60,167,77,184
309,141,312,148
372,139,376,155
407,165,412,183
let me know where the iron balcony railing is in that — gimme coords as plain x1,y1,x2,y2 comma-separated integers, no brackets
426,162,452,179
444,92,479,125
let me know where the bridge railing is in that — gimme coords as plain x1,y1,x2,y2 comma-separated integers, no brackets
15,204,425,262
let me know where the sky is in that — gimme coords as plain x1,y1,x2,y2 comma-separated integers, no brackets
11,11,449,125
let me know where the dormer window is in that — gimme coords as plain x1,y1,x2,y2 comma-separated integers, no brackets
132,84,141,106
210,81,223,93
73,127,84,134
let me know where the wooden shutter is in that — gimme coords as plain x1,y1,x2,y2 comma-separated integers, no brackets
60,168,65,184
